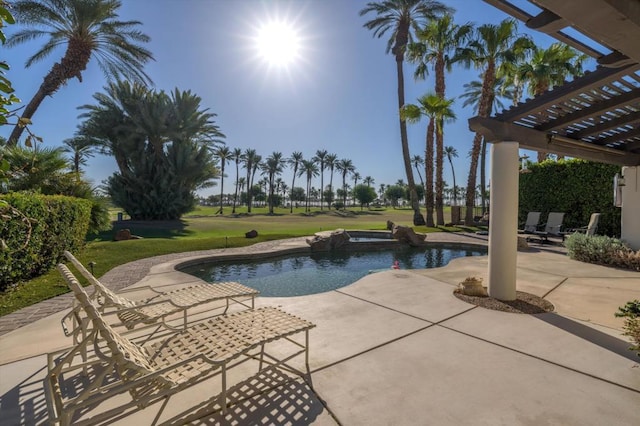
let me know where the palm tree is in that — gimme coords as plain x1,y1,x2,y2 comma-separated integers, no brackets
231,147,242,213
431,97,455,225
351,171,361,206
444,145,459,205
62,135,95,176
288,151,303,213
249,154,262,208
298,159,319,213
364,176,375,187
411,155,425,186
409,13,472,100
6,0,154,146
459,75,514,215
454,19,533,225
237,176,246,201
360,0,451,226
213,146,231,214
401,93,442,226
325,153,337,209
242,149,258,213
517,42,587,161
262,151,285,214
335,158,355,209
313,149,328,210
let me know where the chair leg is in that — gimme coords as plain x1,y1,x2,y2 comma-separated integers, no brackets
221,363,227,414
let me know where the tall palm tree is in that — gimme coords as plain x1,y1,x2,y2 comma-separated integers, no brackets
431,97,455,225
454,19,533,225
408,13,472,100
249,154,262,209
411,154,425,186
6,0,154,146
335,158,355,209
325,153,337,209
517,42,587,161
231,147,242,213
313,149,328,210
459,75,514,215
288,151,303,213
444,145,459,205
262,151,284,214
298,159,319,213
360,0,451,226
62,135,95,176
364,176,375,187
401,93,441,226
242,149,258,213
351,171,361,206
213,146,231,214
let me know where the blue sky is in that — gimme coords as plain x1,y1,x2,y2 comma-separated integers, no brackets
3,0,578,197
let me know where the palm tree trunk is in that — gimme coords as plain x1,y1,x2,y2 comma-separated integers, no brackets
232,162,239,214
219,163,225,214
425,119,435,227
465,132,483,224
449,158,457,206
435,56,446,226
328,168,334,210
290,168,297,213
480,138,487,214
395,56,425,226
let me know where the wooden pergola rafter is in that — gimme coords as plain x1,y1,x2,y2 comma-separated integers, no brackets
471,0,640,167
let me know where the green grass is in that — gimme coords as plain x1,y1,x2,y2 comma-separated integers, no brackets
0,206,481,316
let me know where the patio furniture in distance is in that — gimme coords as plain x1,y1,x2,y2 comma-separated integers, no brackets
47,264,315,425
532,212,566,244
563,213,601,237
63,251,258,331
517,211,541,234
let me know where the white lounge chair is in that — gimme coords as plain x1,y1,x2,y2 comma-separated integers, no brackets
64,251,258,330
48,264,315,425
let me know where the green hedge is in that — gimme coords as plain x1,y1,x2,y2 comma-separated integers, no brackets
519,160,621,236
0,193,91,290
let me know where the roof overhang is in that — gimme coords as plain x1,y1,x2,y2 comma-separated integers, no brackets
473,0,640,166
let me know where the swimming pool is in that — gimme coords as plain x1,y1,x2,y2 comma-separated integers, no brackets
180,244,487,297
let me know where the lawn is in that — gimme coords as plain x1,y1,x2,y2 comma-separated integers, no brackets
0,205,480,316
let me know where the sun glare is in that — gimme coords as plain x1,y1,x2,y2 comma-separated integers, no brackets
255,21,301,67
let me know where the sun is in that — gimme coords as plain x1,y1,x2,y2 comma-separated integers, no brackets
255,21,301,67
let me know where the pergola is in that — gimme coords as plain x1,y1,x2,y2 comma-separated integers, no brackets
471,0,640,300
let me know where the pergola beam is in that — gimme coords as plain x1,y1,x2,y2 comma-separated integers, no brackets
537,88,640,131
469,116,640,166
569,111,640,139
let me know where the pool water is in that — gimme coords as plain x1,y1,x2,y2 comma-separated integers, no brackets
180,244,487,297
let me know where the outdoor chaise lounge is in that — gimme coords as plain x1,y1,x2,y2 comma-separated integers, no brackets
63,250,259,330
47,264,315,426
517,211,541,234
532,212,566,243
562,213,601,237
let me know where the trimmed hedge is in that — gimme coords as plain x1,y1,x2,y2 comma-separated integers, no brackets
519,160,621,236
0,193,91,290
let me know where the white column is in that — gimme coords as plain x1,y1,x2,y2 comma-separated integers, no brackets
488,141,519,301
621,166,640,250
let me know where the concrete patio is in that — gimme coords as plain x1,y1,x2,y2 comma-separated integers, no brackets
0,234,638,425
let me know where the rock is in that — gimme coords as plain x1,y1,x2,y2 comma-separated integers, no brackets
114,229,132,241
306,229,351,251
391,225,426,246
245,230,258,238
458,277,488,297
517,236,529,251
386,220,395,230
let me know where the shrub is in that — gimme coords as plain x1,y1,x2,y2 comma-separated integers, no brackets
565,233,640,271
0,193,91,290
615,300,640,357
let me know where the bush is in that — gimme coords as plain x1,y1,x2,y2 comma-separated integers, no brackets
565,233,640,271
333,201,345,210
0,193,91,290
615,300,640,357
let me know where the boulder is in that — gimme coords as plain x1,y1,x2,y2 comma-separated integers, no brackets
457,276,488,297
391,225,426,246
114,229,132,241
245,229,258,238
306,229,351,251
517,236,529,251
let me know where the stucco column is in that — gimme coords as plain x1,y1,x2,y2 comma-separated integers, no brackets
621,166,640,250
488,141,519,301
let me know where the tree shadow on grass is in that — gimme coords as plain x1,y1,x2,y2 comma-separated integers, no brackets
90,220,193,241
